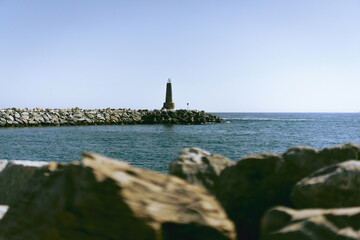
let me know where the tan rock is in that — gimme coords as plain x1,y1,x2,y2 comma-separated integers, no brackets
261,206,360,240
110,116,118,121
169,148,233,193
0,153,236,240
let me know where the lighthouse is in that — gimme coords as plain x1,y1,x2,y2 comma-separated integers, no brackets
163,78,175,110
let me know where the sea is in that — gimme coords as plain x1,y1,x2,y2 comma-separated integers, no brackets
1,112,360,173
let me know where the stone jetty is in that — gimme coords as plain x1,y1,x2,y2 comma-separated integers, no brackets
0,108,224,127
1,143,360,239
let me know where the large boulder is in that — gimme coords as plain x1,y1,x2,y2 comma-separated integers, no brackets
214,143,360,240
0,160,50,205
169,148,234,193
261,206,360,240
291,160,360,209
0,153,236,240
215,153,287,240
282,143,360,183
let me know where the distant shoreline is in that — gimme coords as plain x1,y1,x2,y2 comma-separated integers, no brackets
0,108,224,128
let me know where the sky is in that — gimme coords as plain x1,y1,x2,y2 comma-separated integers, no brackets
0,0,360,112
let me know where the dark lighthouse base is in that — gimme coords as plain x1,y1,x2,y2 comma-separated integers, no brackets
163,102,175,110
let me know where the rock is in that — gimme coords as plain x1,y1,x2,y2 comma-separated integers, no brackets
0,153,236,240
34,116,44,123
28,120,37,125
291,160,360,209
0,205,9,219
0,160,8,172
6,120,13,125
21,115,29,120
0,160,50,206
215,153,286,240
5,115,14,121
169,148,234,193
283,143,360,183
261,206,360,240
214,143,360,240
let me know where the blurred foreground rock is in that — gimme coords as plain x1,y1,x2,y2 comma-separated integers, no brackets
0,153,236,240
0,160,50,205
169,147,234,193
292,160,360,209
213,143,360,240
2,143,360,240
261,206,360,240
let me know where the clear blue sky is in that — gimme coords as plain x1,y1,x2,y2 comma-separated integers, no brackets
1,0,359,112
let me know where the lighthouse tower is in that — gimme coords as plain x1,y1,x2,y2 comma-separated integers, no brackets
163,78,175,110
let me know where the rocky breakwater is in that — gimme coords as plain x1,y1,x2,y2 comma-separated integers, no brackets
142,109,224,124
0,108,224,127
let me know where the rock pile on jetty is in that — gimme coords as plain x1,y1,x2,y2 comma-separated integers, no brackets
142,109,223,124
0,108,224,127
2,143,360,239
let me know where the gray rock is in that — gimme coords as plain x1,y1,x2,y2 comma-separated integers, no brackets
215,152,285,240
0,160,8,172
43,115,50,121
28,120,37,125
291,160,360,209
0,160,50,206
261,206,360,240
283,143,360,182
169,148,233,193
214,143,360,240
21,115,29,120
5,116,13,121
14,118,24,124
34,116,44,123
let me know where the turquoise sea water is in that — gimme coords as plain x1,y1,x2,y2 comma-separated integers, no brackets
1,113,360,173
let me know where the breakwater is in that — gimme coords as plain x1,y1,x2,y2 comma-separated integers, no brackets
0,108,224,127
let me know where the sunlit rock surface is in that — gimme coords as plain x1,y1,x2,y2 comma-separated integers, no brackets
169,147,234,193
0,153,235,240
